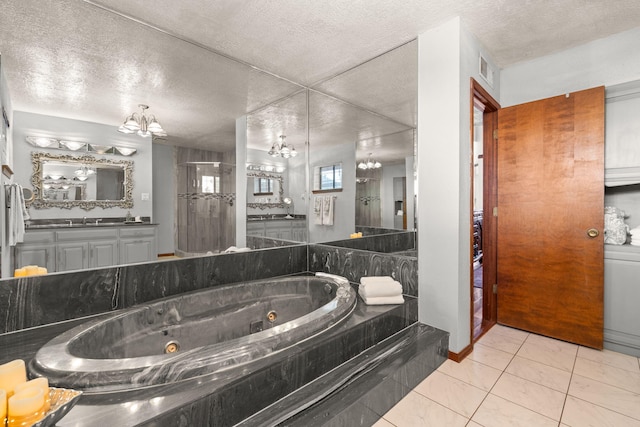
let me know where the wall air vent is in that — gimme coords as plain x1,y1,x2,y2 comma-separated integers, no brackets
479,55,494,88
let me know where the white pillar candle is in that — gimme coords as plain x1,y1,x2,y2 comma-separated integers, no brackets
0,360,27,397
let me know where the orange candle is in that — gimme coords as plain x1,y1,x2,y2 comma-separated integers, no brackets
7,387,45,426
24,266,39,276
13,268,26,277
14,378,50,412
37,267,48,275
0,360,27,397
1,388,6,422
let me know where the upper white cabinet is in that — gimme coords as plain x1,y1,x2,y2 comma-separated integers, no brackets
605,81,640,173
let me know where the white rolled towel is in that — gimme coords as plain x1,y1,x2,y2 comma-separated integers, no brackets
359,281,403,298
361,295,405,305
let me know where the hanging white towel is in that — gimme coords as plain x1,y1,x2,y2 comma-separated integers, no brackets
322,195,334,226
314,196,324,225
8,184,28,246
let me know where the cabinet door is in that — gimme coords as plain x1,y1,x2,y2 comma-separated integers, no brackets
57,242,89,272
15,244,56,272
119,238,155,264
89,240,119,268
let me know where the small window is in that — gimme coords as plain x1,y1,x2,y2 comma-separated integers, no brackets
253,178,273,195
201,175,220,193
319,164,342,190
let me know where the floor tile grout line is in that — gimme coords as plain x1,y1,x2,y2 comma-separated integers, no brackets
557,344,579,425
564,394,640,423
570,371,640,399
464,335,523,423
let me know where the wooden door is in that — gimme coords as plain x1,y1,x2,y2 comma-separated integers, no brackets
497,87,605,348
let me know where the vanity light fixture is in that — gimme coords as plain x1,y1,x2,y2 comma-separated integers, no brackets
25,136,59,148
115,147,137,156
268,135,297,158
357,153,382,170
59,140,87,151
118,104,166,138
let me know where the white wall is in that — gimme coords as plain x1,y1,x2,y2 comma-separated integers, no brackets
152,142,175,254
501,27,640,107
308,141,355,243
12,111,152,220
0,55,14,277
380,162,406,229
417,17,500,353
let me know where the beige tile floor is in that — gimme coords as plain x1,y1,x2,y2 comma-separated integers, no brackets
376,324,640,426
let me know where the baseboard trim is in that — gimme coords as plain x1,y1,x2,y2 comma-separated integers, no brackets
448,343,473,362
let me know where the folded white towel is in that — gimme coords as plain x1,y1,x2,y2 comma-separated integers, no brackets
360,295,405,305
223,246,251,253
315,272,350,286
360,276,396,286
359,282,403,298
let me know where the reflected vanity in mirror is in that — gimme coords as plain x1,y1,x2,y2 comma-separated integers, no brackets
28,152,133,210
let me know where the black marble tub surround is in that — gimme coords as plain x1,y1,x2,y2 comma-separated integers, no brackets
356,225,410,237
1,289,419,426
30,276,356,392
323,231,415,254
240,323,449,427
247,235,301,249
309,244,418,297
0,245,308,334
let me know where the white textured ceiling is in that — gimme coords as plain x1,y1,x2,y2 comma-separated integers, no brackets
2,0,640,159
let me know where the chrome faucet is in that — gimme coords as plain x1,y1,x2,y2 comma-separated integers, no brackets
82,216,87,225
95,218,103,225
66,219,73,226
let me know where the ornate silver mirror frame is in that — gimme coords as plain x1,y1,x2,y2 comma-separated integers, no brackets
28,152,134,210
246,171,284,209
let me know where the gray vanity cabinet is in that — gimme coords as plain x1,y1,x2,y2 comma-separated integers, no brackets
56,228,118,272
89,240,118,268
14,230,56,272
119,226,157,264
246,219,307,242
57,242,88,272
15,225,157,272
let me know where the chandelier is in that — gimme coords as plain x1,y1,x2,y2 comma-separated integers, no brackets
357,153,382,170
268,135,297,158
118,104,166,138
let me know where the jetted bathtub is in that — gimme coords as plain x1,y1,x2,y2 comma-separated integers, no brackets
30,275,356,392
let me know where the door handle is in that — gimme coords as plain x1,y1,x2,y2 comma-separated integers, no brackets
587,228,599,238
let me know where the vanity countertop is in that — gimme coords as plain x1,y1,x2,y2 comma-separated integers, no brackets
25,217,156,230
247,214,306,222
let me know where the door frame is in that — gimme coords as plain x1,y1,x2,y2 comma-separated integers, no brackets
470,78,500,343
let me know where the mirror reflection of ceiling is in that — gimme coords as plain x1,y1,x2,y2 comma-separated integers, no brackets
2,0,640,153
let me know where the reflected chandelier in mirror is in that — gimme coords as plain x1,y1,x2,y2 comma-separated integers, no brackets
246,171,284,209
29,152,134,210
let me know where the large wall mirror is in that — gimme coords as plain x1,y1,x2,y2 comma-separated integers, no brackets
29,152,133,210
0,2,416,275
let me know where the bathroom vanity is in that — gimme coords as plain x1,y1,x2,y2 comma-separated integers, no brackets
14,223,158,272
246,215,307,241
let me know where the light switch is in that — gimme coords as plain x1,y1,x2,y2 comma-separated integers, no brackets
141,193,150,200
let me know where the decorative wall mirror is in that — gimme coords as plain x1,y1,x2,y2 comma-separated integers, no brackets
28,152,133,210
246,171,284,209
